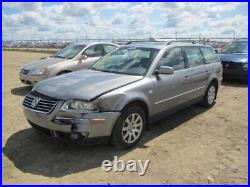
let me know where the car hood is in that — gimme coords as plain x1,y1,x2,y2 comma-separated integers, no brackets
218,53,248,63
22,57,66,70
33,70,143,101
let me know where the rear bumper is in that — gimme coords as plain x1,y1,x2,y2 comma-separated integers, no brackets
23,106,120,138
19,72,47,85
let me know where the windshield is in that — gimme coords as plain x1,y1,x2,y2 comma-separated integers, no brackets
221,42,248,54
90,47,159,76
52,44,86,59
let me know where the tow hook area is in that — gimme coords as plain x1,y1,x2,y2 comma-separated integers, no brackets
70,123,81,140
53,117,89,140
50,130,59,138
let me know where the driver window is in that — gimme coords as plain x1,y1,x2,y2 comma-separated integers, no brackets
83,45,104,57
158,47,185,71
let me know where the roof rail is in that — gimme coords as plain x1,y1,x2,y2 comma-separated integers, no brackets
125,40,202,46
125,39,165,45
167,40,197,45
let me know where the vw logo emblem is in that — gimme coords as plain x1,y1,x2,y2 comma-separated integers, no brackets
31,97,40,108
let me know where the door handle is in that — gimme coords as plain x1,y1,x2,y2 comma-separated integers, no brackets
184,76,189,79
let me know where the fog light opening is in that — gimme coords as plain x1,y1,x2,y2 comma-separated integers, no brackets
70,133,81,140
50,130,59,138
71,123,78,133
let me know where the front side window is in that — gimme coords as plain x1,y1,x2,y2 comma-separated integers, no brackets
183,47,204,68
200,47,219,64
84,45,104,57
157,47,185,70
52,44,86,59
91,47,159,76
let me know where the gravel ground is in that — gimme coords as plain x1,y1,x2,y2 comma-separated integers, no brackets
2,51,248,184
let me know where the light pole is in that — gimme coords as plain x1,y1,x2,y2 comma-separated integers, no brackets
83,22,88,42
83,29,87,42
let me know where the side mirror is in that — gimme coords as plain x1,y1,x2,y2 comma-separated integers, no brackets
158,66,174,75
79,54,87,62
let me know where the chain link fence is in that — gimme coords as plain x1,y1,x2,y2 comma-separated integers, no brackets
2,37,247,54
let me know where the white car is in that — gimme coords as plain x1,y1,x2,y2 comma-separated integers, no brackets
19,42,118,85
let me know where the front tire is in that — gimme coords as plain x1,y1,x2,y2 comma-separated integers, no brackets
111,105,146,149
201,82,218,108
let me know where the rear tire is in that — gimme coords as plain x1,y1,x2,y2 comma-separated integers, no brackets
111,105,146,149
200,82,218,108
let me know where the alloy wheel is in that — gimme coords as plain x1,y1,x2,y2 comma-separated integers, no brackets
122,113,143,144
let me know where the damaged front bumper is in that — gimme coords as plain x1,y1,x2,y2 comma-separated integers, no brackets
23,104,120,139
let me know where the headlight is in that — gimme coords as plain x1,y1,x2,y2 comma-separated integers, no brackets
60,100,98,113
243,63,248,69
30,68,47,76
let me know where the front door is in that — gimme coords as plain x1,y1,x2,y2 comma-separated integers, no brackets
76,44,105,70
152,47,190,115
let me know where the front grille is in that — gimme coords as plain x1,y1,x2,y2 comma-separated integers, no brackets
221,61,243,70
23,92,58,114
21,68,30,74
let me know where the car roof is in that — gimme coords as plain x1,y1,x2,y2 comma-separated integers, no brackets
72,42,117,46
123,42,210,50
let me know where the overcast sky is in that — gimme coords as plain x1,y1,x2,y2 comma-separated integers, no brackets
2,2,248,41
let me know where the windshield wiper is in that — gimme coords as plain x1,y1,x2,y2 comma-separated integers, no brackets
234,51,246,54
90,67,116,73
52,55,65,59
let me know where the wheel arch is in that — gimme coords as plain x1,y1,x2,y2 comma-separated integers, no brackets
208,78,219,99
121,99,150,129
210,78,218,88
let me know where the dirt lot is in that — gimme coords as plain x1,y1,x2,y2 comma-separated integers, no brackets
2,50,248,184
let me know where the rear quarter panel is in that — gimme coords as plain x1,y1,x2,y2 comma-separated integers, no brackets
206,61,223,89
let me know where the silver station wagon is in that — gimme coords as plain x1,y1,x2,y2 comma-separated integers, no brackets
19,42,118,85
23,42,223,149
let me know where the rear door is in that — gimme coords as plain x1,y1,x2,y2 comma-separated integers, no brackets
182,46,208,100
200,46,222,78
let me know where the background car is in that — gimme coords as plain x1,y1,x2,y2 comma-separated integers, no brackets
19,42,118,85
218,40,248,80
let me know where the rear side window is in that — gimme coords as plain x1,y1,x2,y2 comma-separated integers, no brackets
200,47,219,64
157,47,185,70
103,44,117,54
183,47,204,67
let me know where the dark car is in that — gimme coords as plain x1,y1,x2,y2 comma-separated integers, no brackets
218,40,248,80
